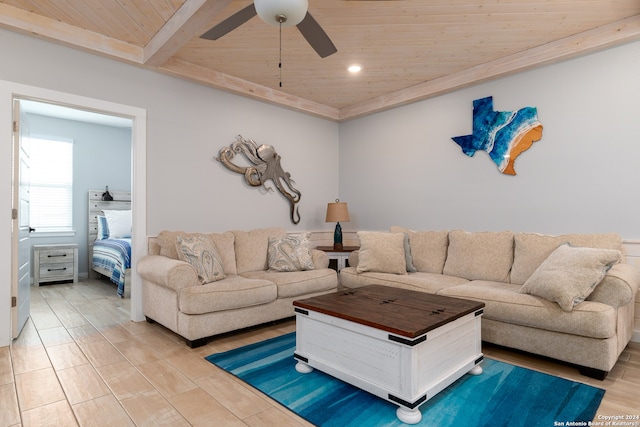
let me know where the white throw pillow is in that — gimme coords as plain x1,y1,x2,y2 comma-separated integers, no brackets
176,234,226,284
103,210,132,238
268,232,315,272
356,231,407,275
520,243,621,312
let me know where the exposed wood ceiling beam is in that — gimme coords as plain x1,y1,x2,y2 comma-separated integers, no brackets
0,3,142,64
144,0,233,67
339,15,640,121
159,57,340,120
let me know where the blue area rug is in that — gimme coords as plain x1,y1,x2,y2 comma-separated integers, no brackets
205,333,605,427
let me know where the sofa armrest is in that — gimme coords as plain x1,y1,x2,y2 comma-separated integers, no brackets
137,255,199,292
348,250,359,268
587,263,640,307
311,249,329,269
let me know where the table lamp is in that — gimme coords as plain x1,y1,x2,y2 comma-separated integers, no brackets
325,199,350,250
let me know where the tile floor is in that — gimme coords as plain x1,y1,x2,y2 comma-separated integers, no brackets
0,279,638,426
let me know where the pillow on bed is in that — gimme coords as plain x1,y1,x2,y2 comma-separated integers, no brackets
176,234,226,284
103,210,132,238
96,216,109,240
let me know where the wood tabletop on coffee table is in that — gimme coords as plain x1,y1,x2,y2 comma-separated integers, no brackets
293,285,484,339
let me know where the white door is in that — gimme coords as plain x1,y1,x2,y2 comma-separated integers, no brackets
11,99,31,338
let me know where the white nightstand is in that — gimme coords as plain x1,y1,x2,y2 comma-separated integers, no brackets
33,244,78,286
316,246,359,272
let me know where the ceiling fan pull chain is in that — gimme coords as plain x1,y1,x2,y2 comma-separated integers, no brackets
279,21,283,87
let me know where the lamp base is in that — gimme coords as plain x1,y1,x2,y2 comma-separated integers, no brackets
333,243,343,251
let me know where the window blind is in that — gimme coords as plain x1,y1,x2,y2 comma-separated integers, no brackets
29,137,73,231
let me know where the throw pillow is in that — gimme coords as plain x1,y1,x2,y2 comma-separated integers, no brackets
520,243,621,312
356,231,407,275
268,232,315,272
443,230,514,282
96,215,109,240
103,210,132,238
176,234,226,284
391,226,449,273
402,233,417,273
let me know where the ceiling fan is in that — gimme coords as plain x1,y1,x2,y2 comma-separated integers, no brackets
200,0,337,58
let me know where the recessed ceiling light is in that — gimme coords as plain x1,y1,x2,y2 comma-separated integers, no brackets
348,65,362,73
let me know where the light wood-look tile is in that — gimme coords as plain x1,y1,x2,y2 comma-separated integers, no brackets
15,367,66,411
10,345,51,375
0,382,20,426
21,399,78,427
120,390,190,426
0,280,637,427
195,370,273,419
136,359,197,398
168,388,246,427
57,364,111,405
113,337,161,365
38,325,75,347
78,340,126,367
0,346,13,385
95,361,155,400
72,394,135,427
46,342,89,370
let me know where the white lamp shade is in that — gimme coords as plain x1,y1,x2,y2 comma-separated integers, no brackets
255,0,308,27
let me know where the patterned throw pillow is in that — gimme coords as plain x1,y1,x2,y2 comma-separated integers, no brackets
268,233,315,272
176,234,226,284
96,215,109,240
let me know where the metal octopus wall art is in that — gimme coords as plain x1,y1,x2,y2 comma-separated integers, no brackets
216,135,302,224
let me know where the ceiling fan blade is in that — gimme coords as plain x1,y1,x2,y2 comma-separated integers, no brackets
200,3,257,40
296,12,337,58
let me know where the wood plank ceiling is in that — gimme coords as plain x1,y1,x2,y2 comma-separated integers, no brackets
0,0,639,121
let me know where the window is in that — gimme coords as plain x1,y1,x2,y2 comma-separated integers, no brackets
29,137,73,233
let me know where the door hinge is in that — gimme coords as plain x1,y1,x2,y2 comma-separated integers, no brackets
11,296,16,308
13,120,18,133
12,208,17,220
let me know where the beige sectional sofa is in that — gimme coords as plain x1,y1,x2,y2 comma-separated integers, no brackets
137,227,338,347
340,228,640,379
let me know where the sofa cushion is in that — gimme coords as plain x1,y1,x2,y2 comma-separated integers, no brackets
179,276,277,315
241,269,338,298
511,232,623,285
519,244,622,312
232,227,286,274
268,232,315,272
443,230,514,282
156,231,237,275
356,231,407,275
176,234,226,284
437,281,616,339
340,266,469,293
390,227,448,273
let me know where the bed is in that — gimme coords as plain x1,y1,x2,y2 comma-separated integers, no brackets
88,189,132,297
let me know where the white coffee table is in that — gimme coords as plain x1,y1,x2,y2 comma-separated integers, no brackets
293,285,485,424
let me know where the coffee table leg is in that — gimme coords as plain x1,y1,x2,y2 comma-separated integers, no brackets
295,362,314,374
396,407,422,424
469,365,483,375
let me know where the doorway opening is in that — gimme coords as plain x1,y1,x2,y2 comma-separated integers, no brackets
1,81,147,346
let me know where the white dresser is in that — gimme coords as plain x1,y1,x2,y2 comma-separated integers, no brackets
33,244,78,286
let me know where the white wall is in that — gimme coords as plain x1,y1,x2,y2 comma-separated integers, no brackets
339,40,640,239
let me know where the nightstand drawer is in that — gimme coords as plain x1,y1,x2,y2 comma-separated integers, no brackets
39,248,75,263
39,262,75,280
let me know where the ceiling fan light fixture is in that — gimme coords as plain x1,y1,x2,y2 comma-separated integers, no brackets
255,0,308,27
